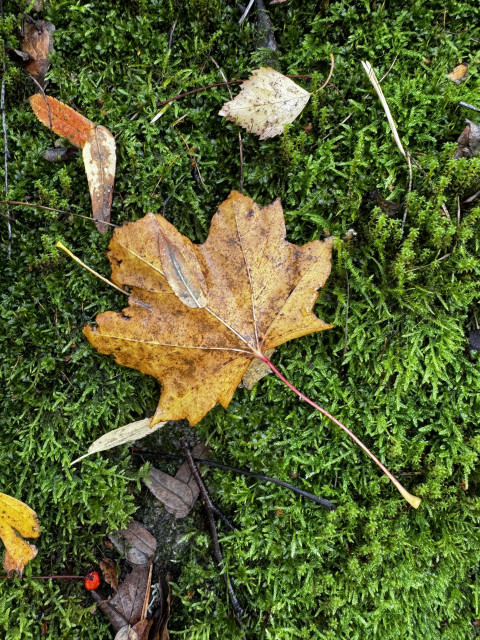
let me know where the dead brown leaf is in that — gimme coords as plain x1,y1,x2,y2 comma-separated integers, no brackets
108,521,157,566
22,19,55,86
148,574,171,640
143,469,195,519
448,63,468,84
30,95,116,233
100,557,118,591
454,118,480,158
83,126,116,233
219,68,311,139
84,191,333,427
0,493,40,576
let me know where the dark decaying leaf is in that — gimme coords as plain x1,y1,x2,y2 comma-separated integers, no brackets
148,574,171,640
82,125,116,233
367,189,403,216
115,626,139,640
108,520,157,566
469,329,480,351
21,18,55,86
454,119,480,158
143,469,196,519
100,557,118,591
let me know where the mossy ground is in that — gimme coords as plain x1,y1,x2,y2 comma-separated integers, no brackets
2,0,480,638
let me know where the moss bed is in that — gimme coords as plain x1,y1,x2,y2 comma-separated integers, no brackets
2,0,480,638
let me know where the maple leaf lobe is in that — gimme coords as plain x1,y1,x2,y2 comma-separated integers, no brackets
84,191,332,426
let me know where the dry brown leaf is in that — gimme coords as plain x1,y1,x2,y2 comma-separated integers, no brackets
84,191,333,427
115,626,139,640
100,557,118,591
0,493,40,576
454,118,480,158
83,126,116,233
240,347,275,389
71,418,167,465
148,574,171,640
448,63,468,84
219,68,311,139
108,521,157,566
29,94,94,149
22,19,55,86
143,468,195,519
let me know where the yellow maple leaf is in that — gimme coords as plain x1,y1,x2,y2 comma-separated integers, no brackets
0,493,40,576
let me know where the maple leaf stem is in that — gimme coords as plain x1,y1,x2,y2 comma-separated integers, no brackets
56,242,127,296
257,352,421,509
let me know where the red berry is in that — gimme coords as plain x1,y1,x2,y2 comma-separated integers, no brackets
84,571,100,591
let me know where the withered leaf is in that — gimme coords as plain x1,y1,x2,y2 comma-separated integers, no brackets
84,191,333,427
109,520,157,566
469,329,480,351
94,563,151,633
43,146,78,163
148,574,171,640
454,119,480,159
30,95,116,233
83,125,116,233
22,19,55,86
161,442,207,518
143,468,195,519
29,94,94,148
115,627,139,640
368,189,403,216
0,493,40,576
100,557,118,591
219,68,311,139
448,63,468,84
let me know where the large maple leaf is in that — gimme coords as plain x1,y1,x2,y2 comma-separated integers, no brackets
84,191,333,426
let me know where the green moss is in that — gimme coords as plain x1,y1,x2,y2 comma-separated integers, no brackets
2,0,480,637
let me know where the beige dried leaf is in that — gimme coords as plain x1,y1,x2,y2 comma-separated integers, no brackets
240,348,275,389
70,418,166,465
219,68,310,140
83,125,116,233
448,63,468,84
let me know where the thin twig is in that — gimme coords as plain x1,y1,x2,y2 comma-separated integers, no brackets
312,53,335,95
168,20,177,50
238,0,255,24
0,200,120,227
379,53,399,83
342,272,349,362
459,101,480,113
405,253,451,273
401,151,413,231
56,242,127,295
457,195,461,225
211,57,244,193
182,442,246,629
133,449,336,509
462,188,480,204
1,40,11,258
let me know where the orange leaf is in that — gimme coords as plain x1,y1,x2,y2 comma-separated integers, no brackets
84,191,332,427
0,493,40,576
29,94,94,149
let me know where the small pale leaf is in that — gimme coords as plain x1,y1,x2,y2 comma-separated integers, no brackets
70,418,166,465
219,68,311,139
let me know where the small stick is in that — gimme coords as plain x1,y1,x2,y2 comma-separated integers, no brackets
132,449,336,509
56,242,127,296
238,0,255,24
459,101,480,113
211,57,244,193
379,53,399,83
401,151,413,231
457,195,461,225
462,188,480,204
1,44,11,258
182,442,245,626
0,574,84,580
312,53,335,95
0,200,120,227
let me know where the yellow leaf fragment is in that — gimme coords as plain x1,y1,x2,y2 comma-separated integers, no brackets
0,493,40,576
448,63,468,84
83,125,116,234
219,68,311,139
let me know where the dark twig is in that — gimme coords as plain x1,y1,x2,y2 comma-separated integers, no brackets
132,448,336,510
182,442,246,628
462,188,480,204
1,33,11,258
211,505,237,531
0,200,120,227
459,101,480,113
211,57,244,193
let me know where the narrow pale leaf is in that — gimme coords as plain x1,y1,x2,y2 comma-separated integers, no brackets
83,125,116,233
219,68,310,139
70,418,166,465
29,94,94,148
0,493,40,576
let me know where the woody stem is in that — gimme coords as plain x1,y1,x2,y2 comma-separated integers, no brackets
255,352,421,509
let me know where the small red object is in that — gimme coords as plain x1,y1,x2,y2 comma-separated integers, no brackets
84,571,100,591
